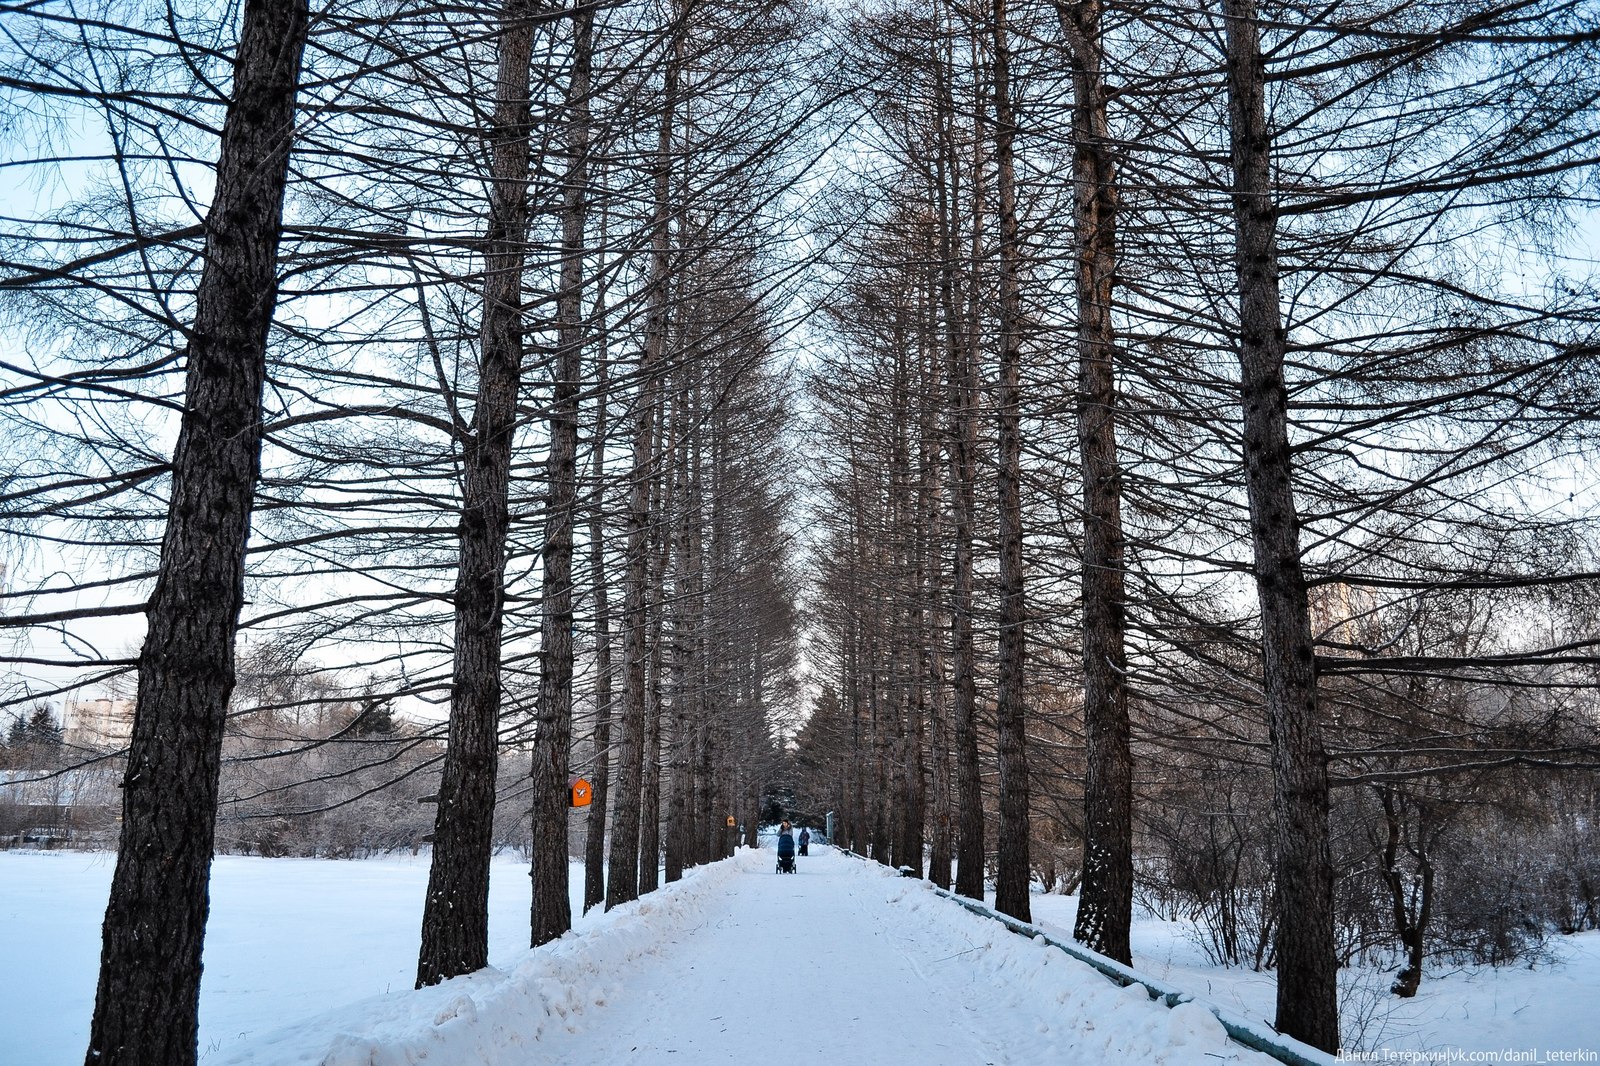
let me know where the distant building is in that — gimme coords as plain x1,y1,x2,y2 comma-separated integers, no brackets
0,765,121,845
64,698,136,750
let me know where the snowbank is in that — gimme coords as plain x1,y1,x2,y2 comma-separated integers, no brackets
214,851,749,1066
862,864,1265,1065
1025,889,1600,1056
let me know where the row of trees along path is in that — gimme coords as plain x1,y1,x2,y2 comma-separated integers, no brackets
1,0,1598,1063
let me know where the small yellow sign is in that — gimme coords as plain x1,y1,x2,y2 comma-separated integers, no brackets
725,815,736,827
569,777,593,808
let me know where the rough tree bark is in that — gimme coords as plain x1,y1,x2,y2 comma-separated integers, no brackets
665,360,699,884
697,411,729,866
606,388,655,906
582,326,615,914
920,219,952,890
84,1,308,1061
608,7,683,907
923,283,953,886
417,0,540,987
905,306,939,884
530,3,594,947
1223,0,1339,1049
948,27,986,899
640,389,673,896
845,534,867,855
1058,0,1133,966
868,596,892,865
889,315,920,875
990,0,1032,924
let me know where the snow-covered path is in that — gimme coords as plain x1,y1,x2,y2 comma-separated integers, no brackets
528,845,1020,1064
211,843,1261,1065
499,845,1261,1066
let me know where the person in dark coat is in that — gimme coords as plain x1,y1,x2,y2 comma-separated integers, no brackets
798,827,810,856
776,821,796,873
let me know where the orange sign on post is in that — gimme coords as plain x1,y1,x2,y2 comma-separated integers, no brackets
569,776,593,808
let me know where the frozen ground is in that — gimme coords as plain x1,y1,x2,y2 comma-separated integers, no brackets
5,846,1260,1066
0,849,557,1065
1024,892,1600,1057
213,845,1266,1066
1,846,1595,1064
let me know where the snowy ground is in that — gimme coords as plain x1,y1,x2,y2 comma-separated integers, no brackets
5,846,1259,1066
211,845,1265,1066
1024,892,1600,1058
0,849,555,1065
2,846,1595,1064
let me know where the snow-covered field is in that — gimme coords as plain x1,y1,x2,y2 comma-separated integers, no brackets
0,849,557,1065
1024,892,1600,1058
1,846,1596,1064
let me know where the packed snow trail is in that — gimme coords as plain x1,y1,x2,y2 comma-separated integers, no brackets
516,845,1264,1066
527,844,1023,1064
218,844,1267,1065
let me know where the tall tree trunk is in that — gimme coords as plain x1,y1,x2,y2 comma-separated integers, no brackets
926,606,952,887
682,557,706,869
901,287,934,880
1058,0,1133,966
904,646,927,877
704,717,723,857
607,384,659,906
530,4,594,948
697,413,728,866
665,362,699,883
640,631,664,892
607,6,683,909
582,316,614,914
948,31,986,900
889,320,917,874
846,561,867,855
1223,0,1338,1049
688,393,709,859
640,397,673,896
85,1,307,1060
868,610,891,865
742,645,764,859
418,0,539,986
990,0,1032,923
921,239,952,890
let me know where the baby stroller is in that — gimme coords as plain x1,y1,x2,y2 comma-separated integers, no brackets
776,831,797,874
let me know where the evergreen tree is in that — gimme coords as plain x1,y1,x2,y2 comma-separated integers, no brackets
354,700,395,737
26,708,62,747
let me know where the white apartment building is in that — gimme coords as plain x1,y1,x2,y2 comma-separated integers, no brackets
63,698,136,750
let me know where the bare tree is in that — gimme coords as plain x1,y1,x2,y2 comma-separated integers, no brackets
1221,0,1337,1045
417,0,547,987
607,0,687,908
1055,0,1132,963
83,0,311,1060
530,0,596,949
988,0,1032,923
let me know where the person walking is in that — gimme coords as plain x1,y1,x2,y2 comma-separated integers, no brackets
776,821,797,873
